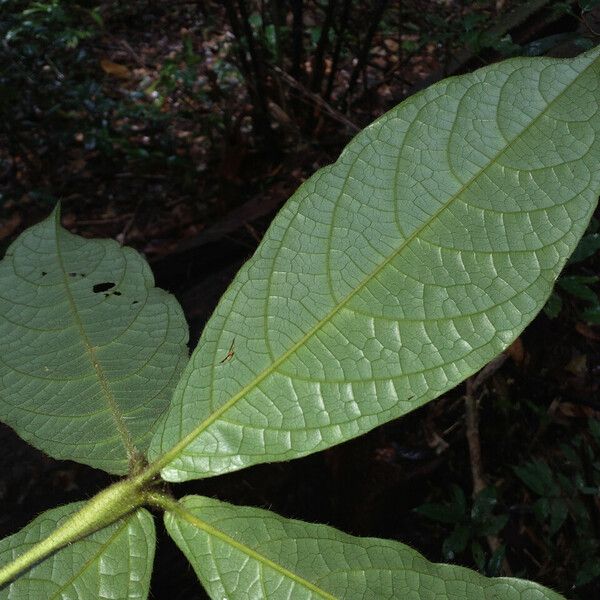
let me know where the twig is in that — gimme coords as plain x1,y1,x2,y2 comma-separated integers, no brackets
310,0,338,93
358,51,417,101
465,353,507,493
119,39,145,67
271,65,359,133
118,199,144,245
243,222,263,244
465,387,486,496
290,0,304,79
340,0,390,109
523,547,543,571
580,11,600,37
223,0,274,144
471,353,507,392
464,353,511,573
325,0,351,100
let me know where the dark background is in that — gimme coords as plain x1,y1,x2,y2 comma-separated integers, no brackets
1,1,600,598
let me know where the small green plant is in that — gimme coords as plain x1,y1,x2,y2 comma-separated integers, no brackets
544,217,600,322
416,485,509,575
1,47,600,599
513,419,600,593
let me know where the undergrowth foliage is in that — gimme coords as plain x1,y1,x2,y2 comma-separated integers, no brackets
1,47,599,599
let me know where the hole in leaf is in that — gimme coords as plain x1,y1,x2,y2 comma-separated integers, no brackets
113,291,122,296
93,282,115,294
41,271,47,277
131,300,139,305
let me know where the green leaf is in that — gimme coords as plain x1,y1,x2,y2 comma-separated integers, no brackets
589,417,600,441
415,502,464,524
164,495,565,600
471,486,498,521
514,460,560,497
416,484,467,524
581,0,600,14
557,275,599,302
0,207,188,474
450,483,467,516
443,524,471,560
534,497,551,523
486,545,507,578
548,499,568,536
151,47,600,482
478,514,509,537
0,502,154,599
580,302,600,323
471,540,486,571
568,232,600,263
543,291,563,319
575,557,600,587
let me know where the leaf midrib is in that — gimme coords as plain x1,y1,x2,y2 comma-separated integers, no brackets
54,210,136,462
153,53,598,476
169,501,337,600
49,512,132,600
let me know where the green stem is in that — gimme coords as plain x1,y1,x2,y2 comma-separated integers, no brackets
0,476,146,588
144,490,181,513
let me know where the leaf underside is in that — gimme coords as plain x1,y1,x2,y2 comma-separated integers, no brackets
0,503,155,600
151,47,600,481
0,208,189,474
165,495,565,600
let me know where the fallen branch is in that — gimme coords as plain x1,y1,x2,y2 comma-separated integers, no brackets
270,65,359,133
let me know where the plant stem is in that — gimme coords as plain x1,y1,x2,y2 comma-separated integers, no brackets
464,353,512,574
223,0,274,146
0,477,146,588
341,0,390,110
310,0,337,93
324,0,351,100
290,0,304,79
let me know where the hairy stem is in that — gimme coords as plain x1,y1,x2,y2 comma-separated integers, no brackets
0,476,147,588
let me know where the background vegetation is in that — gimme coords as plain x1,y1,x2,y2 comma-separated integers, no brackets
1,1,600,598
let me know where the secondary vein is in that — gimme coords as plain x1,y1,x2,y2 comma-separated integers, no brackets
148,52,599,478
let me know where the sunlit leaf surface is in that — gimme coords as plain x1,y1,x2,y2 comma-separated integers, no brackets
151,47,600,481
166,495,565,600
0,503,154,600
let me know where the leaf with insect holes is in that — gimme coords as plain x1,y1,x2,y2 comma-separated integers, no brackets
0,207,189,474
150,47,600,482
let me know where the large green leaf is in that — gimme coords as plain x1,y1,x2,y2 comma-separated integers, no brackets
0,503,154,599
164,495,564,600
0,208,188,474
150,48,600,481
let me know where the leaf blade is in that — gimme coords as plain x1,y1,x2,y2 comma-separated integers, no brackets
164,495,565,600
0,207,189,473
151,47,600,481
0,503,154,600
